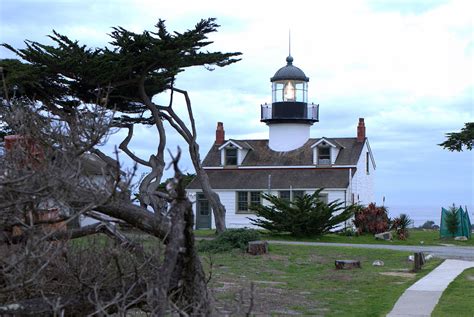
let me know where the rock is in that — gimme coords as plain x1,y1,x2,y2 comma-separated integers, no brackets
420,241,424,244
425,254,433,261
372,260,384,266
374,231,392,241
335,260,361,269
454,236,468,241
408,255,414,262
247,240,268,255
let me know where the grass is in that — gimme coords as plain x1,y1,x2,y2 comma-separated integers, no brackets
195,228,474,246
432,267,474,317
202,243,442,316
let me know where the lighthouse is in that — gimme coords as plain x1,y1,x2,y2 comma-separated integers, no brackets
261,55,319,151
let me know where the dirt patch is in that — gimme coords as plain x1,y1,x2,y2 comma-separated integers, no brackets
323,272,353,282
380,272,416,278
262,268,286,275
263,254,289,261
309,254,331,264
253,280,287,285
212,280,319,315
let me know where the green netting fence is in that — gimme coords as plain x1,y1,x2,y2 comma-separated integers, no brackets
440,207,472,239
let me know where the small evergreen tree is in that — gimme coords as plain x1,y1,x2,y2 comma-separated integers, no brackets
445,205,460,237
249,189,356,237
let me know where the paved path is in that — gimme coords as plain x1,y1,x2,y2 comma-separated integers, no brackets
266,240,474,260
386,259,474,317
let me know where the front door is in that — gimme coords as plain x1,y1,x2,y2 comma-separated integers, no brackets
196,193,212,229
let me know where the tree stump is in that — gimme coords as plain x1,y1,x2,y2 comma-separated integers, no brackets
413,252,425,272
247,240,268,255
335,260,361,270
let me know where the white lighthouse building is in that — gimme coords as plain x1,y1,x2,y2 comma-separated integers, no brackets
261,54,319,151
187,54,376,229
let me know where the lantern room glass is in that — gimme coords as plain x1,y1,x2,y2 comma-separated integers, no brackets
272,80,307,103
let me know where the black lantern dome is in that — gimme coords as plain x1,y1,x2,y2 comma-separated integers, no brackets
261,55,318,124
271,56,309,82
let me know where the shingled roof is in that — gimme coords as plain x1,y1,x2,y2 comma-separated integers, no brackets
187,168,353,190
202,137,364,167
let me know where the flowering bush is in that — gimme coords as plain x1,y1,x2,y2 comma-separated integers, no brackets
353,203,389,234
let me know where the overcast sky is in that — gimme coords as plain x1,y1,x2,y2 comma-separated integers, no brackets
1,0,472,221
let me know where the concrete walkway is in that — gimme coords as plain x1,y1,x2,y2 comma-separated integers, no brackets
386,259,474,317
266,240,474,260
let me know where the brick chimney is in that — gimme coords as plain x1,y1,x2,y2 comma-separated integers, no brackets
215,122,225,145
4,135,44,167
357,118,366,142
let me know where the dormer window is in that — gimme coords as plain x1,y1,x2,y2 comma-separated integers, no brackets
225,148,237,165
219,140,253,166
312,138,342,166
318,146,331,165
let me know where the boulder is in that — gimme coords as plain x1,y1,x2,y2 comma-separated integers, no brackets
454,236,468,241
374,231,392,241
372,260,384,266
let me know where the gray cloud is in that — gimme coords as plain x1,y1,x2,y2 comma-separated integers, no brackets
1,0,472,216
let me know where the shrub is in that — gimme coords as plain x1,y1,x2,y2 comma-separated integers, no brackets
353,203,389,234
249,189,356,237
198,228,260,253
420,220,435,229
338,227,357,237
391,213,413,240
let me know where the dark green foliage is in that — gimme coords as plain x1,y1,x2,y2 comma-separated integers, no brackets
248,189,356,237
439,122,473,151
1,19,241,125
198,228,260,253
391,213,413,240
445,207,460,237
353,203,390,234
420,220,435,229
158,173,195,192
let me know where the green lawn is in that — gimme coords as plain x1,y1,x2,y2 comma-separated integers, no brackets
195,228,474,246
432,267,474,317
203,244,442,316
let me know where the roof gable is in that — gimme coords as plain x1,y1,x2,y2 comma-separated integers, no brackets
218,139,254,151
201,138,366,167
311,137,344,149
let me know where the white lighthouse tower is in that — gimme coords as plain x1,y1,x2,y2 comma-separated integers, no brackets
261,55,319,151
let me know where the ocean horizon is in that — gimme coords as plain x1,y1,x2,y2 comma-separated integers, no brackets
386,204,473,227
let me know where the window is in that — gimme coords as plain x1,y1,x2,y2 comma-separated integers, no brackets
279,191,291,201
279,190,305,202
225,148,237,165
318,147,331,165
318,193,329,204
366,152,370,174
236,191,261,213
